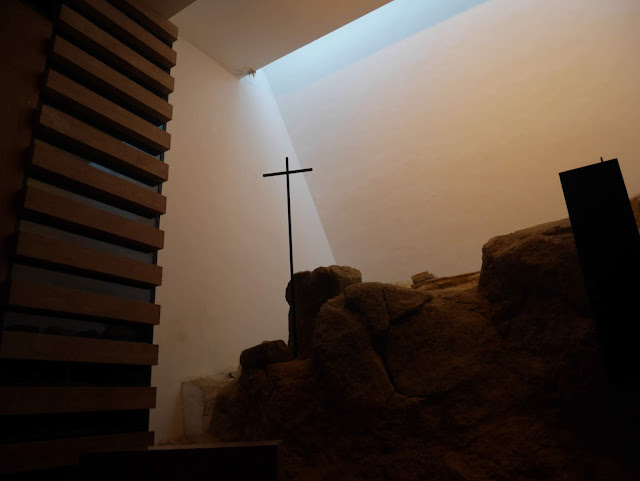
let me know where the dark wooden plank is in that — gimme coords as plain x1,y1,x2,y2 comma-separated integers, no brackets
38,105,169,185
57,5,174,96
23,185,164,251
30,140,167,217
0,2,51,284
15,230,163,287
50,36,173,125
0,386,156,414
43,69,171,154
8,279,160,324
0,331,158,365
0,431,153,475
108,0,178,44
67,0,177,69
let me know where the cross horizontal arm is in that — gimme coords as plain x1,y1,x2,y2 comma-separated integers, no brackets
263,168,313,178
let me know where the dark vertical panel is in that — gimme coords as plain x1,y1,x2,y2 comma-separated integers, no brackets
560,159,640,384
0,1,52,285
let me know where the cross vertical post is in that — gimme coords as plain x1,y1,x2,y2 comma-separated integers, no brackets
263,157,313,358
286,157,295,357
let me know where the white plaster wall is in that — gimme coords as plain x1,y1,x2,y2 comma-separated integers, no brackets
151,37,335,443
265,0,640,282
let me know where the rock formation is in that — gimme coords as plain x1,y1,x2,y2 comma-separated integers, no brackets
410,270,437,289
285,265,362,359
210,213,640,481
412,271,479,291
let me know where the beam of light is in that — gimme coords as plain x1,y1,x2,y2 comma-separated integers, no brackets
264,0,489,96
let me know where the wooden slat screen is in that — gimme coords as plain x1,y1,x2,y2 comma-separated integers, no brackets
22,185,165,251
0,386,157,414
15,230,163,287
0,331,159,365
8,280,161,324
0,431,154,475
107,0,179,45
49,36,173,125
30,140,167,217
0,0,177,475
57,5,175,95
38,105,169,185
43,69,172,153
67,0,177,69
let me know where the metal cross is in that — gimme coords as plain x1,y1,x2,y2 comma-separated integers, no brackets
263,157,313,358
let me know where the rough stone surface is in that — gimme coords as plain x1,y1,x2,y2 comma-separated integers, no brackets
479,218,589,316
211,219,640,481
382,284,431,323
286,265,362,359
631,193,640,226
239,340,292,370
386,289,497,399
413,271,480,291
344,282,389,342
410,270,437,288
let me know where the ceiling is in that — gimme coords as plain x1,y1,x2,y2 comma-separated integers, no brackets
169,0,393,77
136,0,196,19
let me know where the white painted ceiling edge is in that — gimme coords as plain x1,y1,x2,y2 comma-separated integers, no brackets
170,0,392,77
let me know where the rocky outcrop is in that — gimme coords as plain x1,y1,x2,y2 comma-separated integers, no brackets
239,340,292,370
313,283,432,412
410,270,437,288
285,265,361,358
631,193,640,226
479,219,589,315
413,271,480,291
211,219,640,481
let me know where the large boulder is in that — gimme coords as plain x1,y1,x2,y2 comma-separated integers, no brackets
478,219,589,315
211,221,640,480
239,340,292,370
385,289,497,399
312,283,431,412
285,265,361,358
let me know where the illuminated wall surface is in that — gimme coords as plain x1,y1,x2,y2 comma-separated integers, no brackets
153,0,640,443
265,0,640,281
152,38,334,443
266,0,488,96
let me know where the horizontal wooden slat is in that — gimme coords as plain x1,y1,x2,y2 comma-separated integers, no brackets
8,279,160,324
15,230,163,287
0,431,153,475
108,0,178,44
38,106,168,185
23,185,164,251
0,386,156,414
43,69,171,154
50,36,173,125
0,331,158,365
30,140,166,217
68,0,176,69
57,5,174,96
